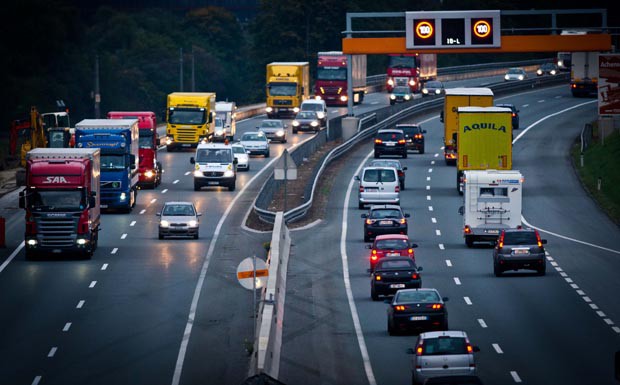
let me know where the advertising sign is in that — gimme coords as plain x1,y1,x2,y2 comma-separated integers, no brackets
598,54,620,116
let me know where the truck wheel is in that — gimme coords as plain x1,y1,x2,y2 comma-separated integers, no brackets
402,151,407,159
293,128,298,134
374,151,380,158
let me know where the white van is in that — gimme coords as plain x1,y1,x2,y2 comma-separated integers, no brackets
190,143,237,191
213,101,237,141
301,99,328,127
355,167,400,209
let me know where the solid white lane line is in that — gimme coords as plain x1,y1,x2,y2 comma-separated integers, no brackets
130,221,136,226
454,277,461,285
89,281,97,288
464,297,472,305
428,168,433,173
0,241,25,274
76,300,85,309
583,297,592,303
597,311,607,317
576,290,585,295
32,376,42,385
435,230,441,236
590,304,599,310
438,244,445,250
140,209,146,214
445,260,452,267
427,195,431,201
428,206,433,211
570,283,579,289
492,343,503,354
510,371,522,383
121,234,127,239
431,218,437,223
101,263,108,270
162,189,168,193
63,323,71,332
48,347,57,358
173,180,180,184
111,248,118,254
150,198,157,204
478,319,488,328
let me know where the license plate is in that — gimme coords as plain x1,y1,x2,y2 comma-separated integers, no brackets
387,252,400,257
513,249,529,255
182,144,191,147
100,204,108,208
410,316,427,321
390,284,405,289
379,220,392,225
486,229,499,234
386,143,395,146
207,181,219,185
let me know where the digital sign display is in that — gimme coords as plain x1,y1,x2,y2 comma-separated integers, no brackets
406,10,501,49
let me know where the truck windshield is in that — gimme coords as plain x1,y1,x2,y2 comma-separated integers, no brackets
29,190,84,211
268,84,297,96
388,56,416,68
139,132,154,149
317,68,346,80
101,154,126,171
169,109,206,125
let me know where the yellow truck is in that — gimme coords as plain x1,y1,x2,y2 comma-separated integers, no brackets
441,88,494,165
265,62,310,118
456,106,513,193
165,92,216,151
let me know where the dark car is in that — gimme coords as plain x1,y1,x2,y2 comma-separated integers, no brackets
493,228,548,276
361,204,410,242
536,62,558,76
368,159,407,189
374,128,407,158
421,80,445,96
387,288,448,335
495,103,520,130
397,123,426,154
367,234,417,272
422,375,484,385
292,110,321,133
371,257,422,300
389,86,414,105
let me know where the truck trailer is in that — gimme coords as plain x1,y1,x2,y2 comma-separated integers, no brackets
107,111,162,189
75,119,139,212
441,88,494,165
460,169,523,248
456,106,513,194
165,92,216,151
315,52,367,106
571,52,599,97
265,62,310,118
19,148,101,259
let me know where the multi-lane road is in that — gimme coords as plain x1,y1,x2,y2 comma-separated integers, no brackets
1,74,618,385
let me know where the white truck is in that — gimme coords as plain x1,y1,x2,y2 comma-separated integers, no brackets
213,101,237,142
571,52,599,97
459,170,523,247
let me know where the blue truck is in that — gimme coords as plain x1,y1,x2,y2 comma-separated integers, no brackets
75,119,139,212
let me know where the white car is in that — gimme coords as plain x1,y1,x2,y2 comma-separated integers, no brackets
504,67,527,81
157,201,201,239
232,143,250,171
300,99,327,127
239,131,270,157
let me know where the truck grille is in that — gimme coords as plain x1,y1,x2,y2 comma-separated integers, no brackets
34,215,79,248
273,99,292,106
322,86,342,94
395,77,409,86
201,171,224,177
176,127,199,142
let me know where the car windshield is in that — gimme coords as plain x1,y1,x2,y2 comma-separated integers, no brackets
425,81,442,88
261,121,283,129
398,125,421,136
301,103,322,112
396,290,440,303
369,161,400,169
215,117,224,128
168,108,206,125
421,337,468,355
542,63,555,69
507,68,523,74
163,204,195,216
375,239,408,250
370,209,402,219
503,232,538,245
297,111,316,119
242,133,266,141
377,259,416,270
377,132,404,141
196,148,232,163
363,169,396,183
232,146,246,154
28,190,85,211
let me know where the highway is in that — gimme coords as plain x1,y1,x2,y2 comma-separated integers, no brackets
1,72,617,385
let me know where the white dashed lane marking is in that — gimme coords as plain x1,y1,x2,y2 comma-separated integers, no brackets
32,376,42,385
590,304,599,310
150,198,157,204
63,323,71,332
184,171,190,176
428,168,433,173
76,300,85,309
101,263,108,270
453,277,461,285
89,281,97,288
130,221,136,226
426,195,431,201
173,180,180,184
121,234,127,239
111,248,118,254
477,319,488,328
613,327,620,334
428,206,433,212
445,260,452,267
522,104,529,108
492,343,503,354
434,153,438,157
510,371,522,383
431,218,437,223
583,297,592,303
48,347,57,358
464,297,472,305
438,243,444,250
426,176,431,181
426,186,430,190
435,230,441,236
430,161,435,165
140,209,146,214
162,189,168,193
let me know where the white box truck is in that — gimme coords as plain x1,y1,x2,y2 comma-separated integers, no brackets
213,101,237,141
459,170,523,247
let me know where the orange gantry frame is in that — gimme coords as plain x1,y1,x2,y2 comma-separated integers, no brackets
342,34,612,54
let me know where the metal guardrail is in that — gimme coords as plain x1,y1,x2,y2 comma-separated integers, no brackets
253,73,570,224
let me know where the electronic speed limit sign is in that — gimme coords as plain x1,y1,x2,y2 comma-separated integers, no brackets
472,18,494,45
413,19,436,46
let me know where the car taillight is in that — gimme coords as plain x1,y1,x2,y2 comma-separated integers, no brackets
395,186,400,193
374,139,383,144
398,171,404,176
400,218,406,224
428,304,442,309
395,305,406,311
359,186,364,192
398,139,406,144
375,275,381,281
535,230,543,247
414,134,422,139
416,346,423,356
498,233,504,248
407,248,414,255
467,344,474,353
411,273,418,279
512,113,516,117
464,225,471,234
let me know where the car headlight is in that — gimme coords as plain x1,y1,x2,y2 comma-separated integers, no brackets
537,69,543,75
292,121,299,126
223,169,235,177
505,75,510,80
316,112,325,119
160,220,170,228
435,89,441,94
551,70,556,75
266,107,273,113
518,75,524,80
276,130,285,136
311,121,318,127
144,170,154,178
340,95,347,102
188,220,198,227
293,107,300,113
194,170,202,177
404,95,411,100
390,94,396,100
422,89,428,94
120,192,127,201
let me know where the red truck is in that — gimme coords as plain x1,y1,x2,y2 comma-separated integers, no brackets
315,51,367,106
107,111,162,188
18,148,101,260
386,54,437,93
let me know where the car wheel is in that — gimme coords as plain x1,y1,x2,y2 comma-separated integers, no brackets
400,182,405,190
282,139,287,143
194,183,200,192
358,202,364,210
494,262,503,277
537,264,546,276
371,286,379,301
402,151,407,159
419,146,425,154
194,233,199,240
387,319,396,336
228,183,236,192
293,128,298,134
441,319,449,330
374,151,380,158
158,233,164,240
265,151,270,158
466,237,474,248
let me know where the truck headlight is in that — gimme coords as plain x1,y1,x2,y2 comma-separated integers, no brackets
160,220,170,228
435,89,441,94
537,69,543,75
27,239,37,246
223,170,235,177
550,70,556,75
293,107,300,113
390,94,396,100
409,79,416,86
188,220,198,227
144,170,154,178
194,170,203,177
215,130,224,136
340,95,348,102
292,121,300,127
266,107,273,113
120,192,127,201
505,75,510,80
518,75,524,80
77,238,88,245
311,121,318,127
387,79,394,86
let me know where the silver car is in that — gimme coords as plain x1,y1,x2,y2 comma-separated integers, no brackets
239,131,270,157
231,143,250,171
157,201,201,239
504,67,527,81
355,167,400,209
257,119,287,143
409,330,480,385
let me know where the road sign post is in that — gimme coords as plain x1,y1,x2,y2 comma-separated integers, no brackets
274,149,297,213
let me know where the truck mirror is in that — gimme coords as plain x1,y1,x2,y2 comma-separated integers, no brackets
130,154,136,167
439,110,444,123
190,157,195,164
18,190,25,209
89,196,96,208
458,206,464,215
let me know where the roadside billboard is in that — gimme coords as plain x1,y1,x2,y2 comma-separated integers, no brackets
598,54,620,115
